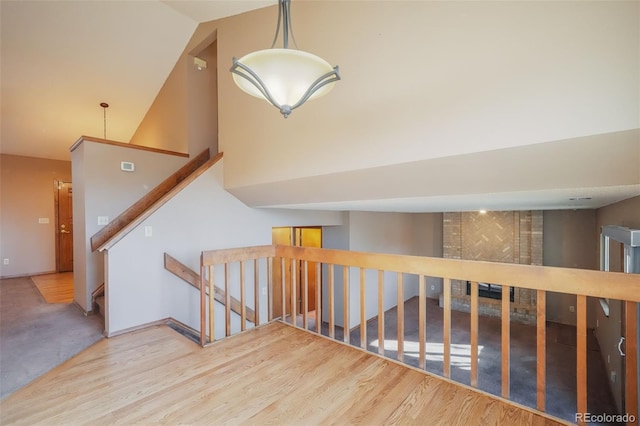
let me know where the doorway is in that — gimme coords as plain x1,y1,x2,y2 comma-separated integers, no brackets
54,180,73,272
272,227,322,320
600,225,640,417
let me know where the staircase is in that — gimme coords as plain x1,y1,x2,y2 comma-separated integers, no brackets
88,149,258,334
90,149,214,252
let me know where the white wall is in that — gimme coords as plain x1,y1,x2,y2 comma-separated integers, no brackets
72,139,189,312
320,212,443,329
348,212,420,329
413,213,444,298
104,159,343,335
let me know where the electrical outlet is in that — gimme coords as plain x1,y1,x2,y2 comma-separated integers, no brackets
569,305,575,313
144,226,152,237
2,258,8,265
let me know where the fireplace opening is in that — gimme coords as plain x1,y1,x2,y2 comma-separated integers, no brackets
466,281,514,302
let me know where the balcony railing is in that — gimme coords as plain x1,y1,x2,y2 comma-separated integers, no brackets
199,244,639,426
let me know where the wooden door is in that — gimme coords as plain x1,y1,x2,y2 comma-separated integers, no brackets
55,181,73,272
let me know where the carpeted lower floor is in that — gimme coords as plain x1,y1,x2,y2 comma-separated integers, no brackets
0,276,104,399
337,297,619,424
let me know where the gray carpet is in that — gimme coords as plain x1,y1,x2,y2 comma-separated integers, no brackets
301,297,618,425
0,276,104,399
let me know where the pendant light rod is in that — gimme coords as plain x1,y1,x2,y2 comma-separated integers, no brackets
100,102,109,140
230,0,340,118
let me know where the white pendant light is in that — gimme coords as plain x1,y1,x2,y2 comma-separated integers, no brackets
230,0,340,118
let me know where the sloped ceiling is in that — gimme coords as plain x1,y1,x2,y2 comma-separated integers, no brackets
0,0,271,161
1,1,638,212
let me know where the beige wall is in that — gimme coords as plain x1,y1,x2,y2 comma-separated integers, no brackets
129,54,189,153
215,1,638,192
130,30,218,158
543,210,598,326
127,2,638,212
71,139,189,312
0,154,71,277
105,159,343,335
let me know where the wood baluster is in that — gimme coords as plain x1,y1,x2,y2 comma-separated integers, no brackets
281,257,286,321
315,262,321,334
344,266,350,344
443,278,451,379
209,265,214,343
502,285,511,399
378,270,385,357
360,268,366,350
291,259,297,326
267,258,273,322
397,272,404,362
625,300,638,426
199,258,206,346
576,294,587,425
303,260,309,330
537,289,546,412
225,263,231,337
240,260,246,332
254,259,260,327
329,264,335,339
419,275,426,370
470,280,478,387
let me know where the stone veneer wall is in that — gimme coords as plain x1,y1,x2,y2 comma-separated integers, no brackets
443,211,543,324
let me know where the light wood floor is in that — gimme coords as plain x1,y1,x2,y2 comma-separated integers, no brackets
0,321,566,425
30,272,73,303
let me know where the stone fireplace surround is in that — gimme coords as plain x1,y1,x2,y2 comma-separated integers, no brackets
442,211,543,324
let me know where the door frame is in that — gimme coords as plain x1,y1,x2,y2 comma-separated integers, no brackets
54,179,73,272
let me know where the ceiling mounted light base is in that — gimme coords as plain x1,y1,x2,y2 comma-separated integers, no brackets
230,0,340,118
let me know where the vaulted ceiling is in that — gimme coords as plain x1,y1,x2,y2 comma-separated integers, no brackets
0,1,271,161
1,1,638,213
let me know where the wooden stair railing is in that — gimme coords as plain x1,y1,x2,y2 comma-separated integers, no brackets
164,253,256,324
200,244,640,426
90,149,211,251
91,282,105,312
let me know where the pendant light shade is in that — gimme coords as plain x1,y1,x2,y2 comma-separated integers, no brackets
230,0,340,118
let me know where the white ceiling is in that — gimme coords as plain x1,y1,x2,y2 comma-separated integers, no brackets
0,0,272,161
1,1,638,213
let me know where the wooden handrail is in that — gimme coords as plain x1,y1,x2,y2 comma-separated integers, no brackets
90,149,211,252
199,244,640,426
70,135,190,157
164,253,255,323
273,245,640,301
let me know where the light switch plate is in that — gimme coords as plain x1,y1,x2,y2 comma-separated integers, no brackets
38,218,49,224
98,216,109,225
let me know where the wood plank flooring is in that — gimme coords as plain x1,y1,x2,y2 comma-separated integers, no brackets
0,321,566,425
30,272,73,303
